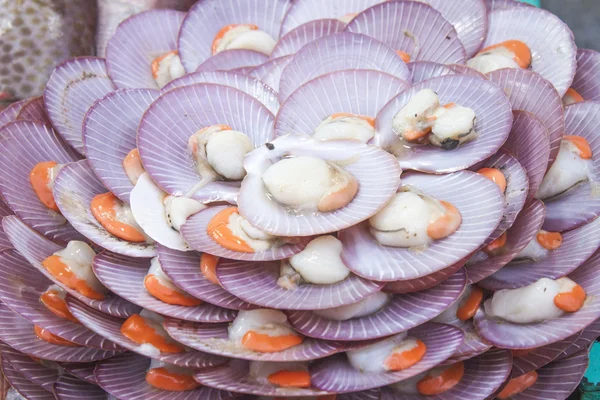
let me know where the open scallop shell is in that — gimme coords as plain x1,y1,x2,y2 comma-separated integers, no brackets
0,99,27,126
67,298,226,369
216,258,385,310
0,250,122,350
95,352,235,400
2,215,141,318
543,101,600,232
52,160,156,257
93,250,236,322
272,19,346,59
163,319,347,362
275,69,410,138
238,134,401,236
0,199,13,252
178,0,291,71
466,199,545,285
376,75,513,173
1,356,54,400
487,68,564,166
105,9,185,89
61,363,97,385
309,323,464,393
285,268,466,341
448,63,487,79
54,375,107,400
16,97,51,125
44,57,116,154
339,171,505,281
555,318,600,361
137,83,274,199
255,55,292,92
440,321,492,366
572,49,600,102
0,121,83,244
408,61,455,84
474,248,600,349
278,33,411,101
0,342,58,391
502,111,551,199
196,50,269,73
83,88,159,203
344,1,466,64
480,216,600,290
384,258,467,294
0,303,121,363
484,0,531,11
483,6,576,97
156,244,255,310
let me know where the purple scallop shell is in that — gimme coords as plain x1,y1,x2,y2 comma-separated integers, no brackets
1,357,54,400
0,199,13,252
106,10,185,89
44,57,116,154
0,303,120,363
217,258,385,310
257,55,292,92
309,323,464,393
555,317,600,361
137,83,274,199
54,375,107,400
278,33,411,101
480,215,600,290
178,0,291,71
486,68,564,166
93,250,236,322
384,258,467,294
157,244,254,310
239,134,401,236
53,160,156,258
16,97,51,125
483,7,576,97
0,121,83,244
440,321,492,366
271,19,347,59
285,269,466,341
380,349,512,400
474,248,600,349
194,358,332,397
279,0,383,34
339,391,381,400
2,215,141,318
95,352,235,400
376,75,513,173
339,171,505,281
484,0,530,11
507,350,588,400
196,50,269,73
502,110,551,199
0,342,58,391
67,298,226,369
543,101,600,232
466,199,545,285
161,70,279,114
181,205,311,261
274,69,410,138
83,88,159,203
0,100,28,127
572,49,600,102
163,319,347,362
408,62,455,84
61,363,97,385
345,1,466,64
0,250,122,350
448,63,488,79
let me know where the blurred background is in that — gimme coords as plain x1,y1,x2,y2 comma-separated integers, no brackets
544,0,600,51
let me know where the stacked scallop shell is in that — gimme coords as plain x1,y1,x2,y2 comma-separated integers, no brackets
0,0,600,399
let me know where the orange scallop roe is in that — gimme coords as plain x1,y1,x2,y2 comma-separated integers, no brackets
200,253,220,285
395,50,411,63
483,232,508,255
318,176,359,213
122,148,145,185
241,330,304,353
554,283,586,312
477,167,507,193
120,314,184,353
563,88,584,106
536,230,562,251
41,255,106,300
212,24,259,54
564,135,593,159
151,51,178,80
30,161,59,212
480,40,532,69
146,367,200,392
40,288,79,323
91,192,146,242
384,339,427,371
496,371,538,399
330,112,376,128
206,207,254,253
457,286,484,321
34,325,79,347
427,201,462,240
144,274,202,306
417,362,465,395
267,370,311,388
